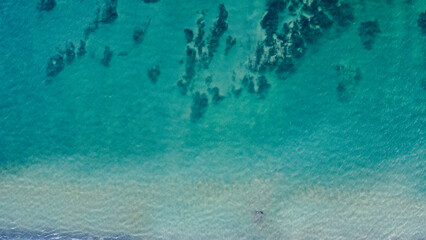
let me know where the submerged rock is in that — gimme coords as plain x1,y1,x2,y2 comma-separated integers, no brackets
37,0,56,12
248,80,256,94
205,4,229,64
177,79,188,95
185,46,197,81
147,65,160,84
190,92,209,122
99,0,118,24
133,18,151,44
257,76,270,98
205,75,213,86
418,11,426,34
232,86,243,97
254,43,265,70
261,0,287,45
329,2,354,27
194,16,206,54
335,64,361,83
84,21,99,40
77,40,87,57
276,58,295,78
359,20,380,50
337,81,345,93
336,81,348,102
299,15,321,43
101,46,113,67
133,29,145,44
335,64,361,102
65,42,76,65
242,75,253,88
184,29,194,43
321,0,338,9
225,35,236,56
241,75,257,94
310,10,333,29
302,0,320,14
208,87,225,104
212,4,229,40
287,0,300,12
288,33,305,58
46,54,65,77
84,7,102,40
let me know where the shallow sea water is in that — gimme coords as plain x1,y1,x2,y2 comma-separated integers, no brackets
0,0,425,239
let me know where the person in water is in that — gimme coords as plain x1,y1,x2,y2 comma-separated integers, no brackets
254,210,264,226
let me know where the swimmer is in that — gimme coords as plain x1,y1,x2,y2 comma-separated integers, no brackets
254,210,264,227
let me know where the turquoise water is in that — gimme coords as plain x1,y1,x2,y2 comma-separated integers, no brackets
0,0,425,239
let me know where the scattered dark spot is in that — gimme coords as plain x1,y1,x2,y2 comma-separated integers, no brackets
143,0,159,3
147,65,160,84
99,0,118,24
421,79,426,90
208,87,225,104
184,29,194,43
101,46,113,67
225,36,236,56
418,11,426,34
359,20,380,50
77,40,87,58
46,54,64,78
118,52,128,56
65,42,76,65
190,92,209,122
37,0,56,12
